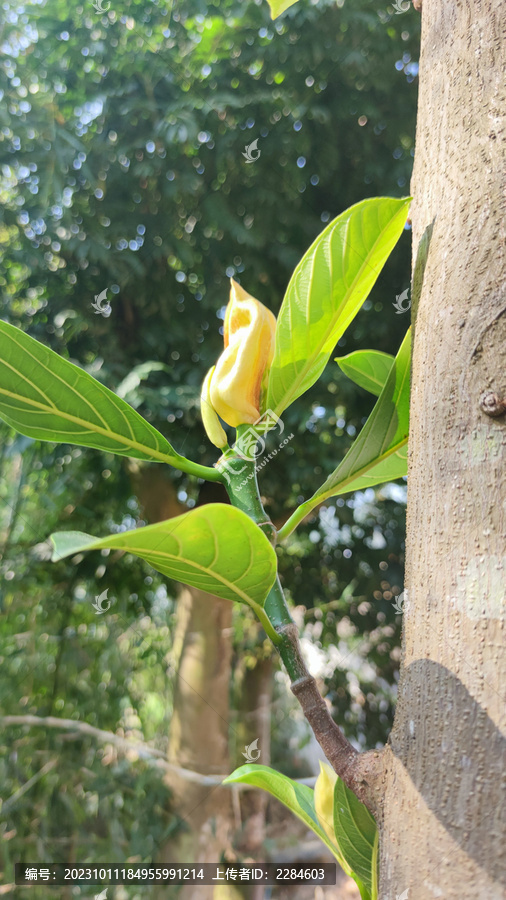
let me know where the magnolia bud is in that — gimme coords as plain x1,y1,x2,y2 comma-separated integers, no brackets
200,366,228,449
209,279,276,428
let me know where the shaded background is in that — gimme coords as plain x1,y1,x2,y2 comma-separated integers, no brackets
0,0,419,895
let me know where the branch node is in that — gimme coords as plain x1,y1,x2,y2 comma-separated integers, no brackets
480,391,506,417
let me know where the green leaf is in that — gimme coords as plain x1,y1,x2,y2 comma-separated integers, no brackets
0,320,183,465
333,778,377,897
310,328,410,500
223,765,350,870
371,830,379,900
50,504,277,615
336,350,395,396
266,196,411,416
267,0,298,17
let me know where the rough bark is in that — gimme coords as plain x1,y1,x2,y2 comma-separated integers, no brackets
377,1,506,897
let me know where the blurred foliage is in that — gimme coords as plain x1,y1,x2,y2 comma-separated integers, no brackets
0,0,419,888
0,429,178,877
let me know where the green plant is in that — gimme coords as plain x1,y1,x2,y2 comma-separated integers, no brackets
224,762,378,900
0,194,411,895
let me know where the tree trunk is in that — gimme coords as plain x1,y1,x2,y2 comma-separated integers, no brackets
163,584,235,900
127,466,235,899
129,469,275,898
378,1,506,897
232,656,273,859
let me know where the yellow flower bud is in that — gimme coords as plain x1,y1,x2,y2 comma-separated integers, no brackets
200,366,228,449
209,279,276,428
314,761,338,846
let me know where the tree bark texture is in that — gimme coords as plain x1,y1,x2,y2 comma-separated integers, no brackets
378,2,506,897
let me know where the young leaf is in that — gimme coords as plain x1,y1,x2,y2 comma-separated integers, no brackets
267,0,298,17
313,328,410,499
333,778,378,897
223,765,351,871
314,761,338,845
50,504,277,617
336,349,395,396
277,330,410,541
371,830,379,900
266,196,411,417
0,321,188,468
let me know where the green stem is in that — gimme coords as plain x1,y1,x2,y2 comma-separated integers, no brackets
248,600,283,647
217,437,276,543
216,428,374,807
277,499,314,542
217,430,368,800
216,431,311,676
216,435,293,647
175,455,225,483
